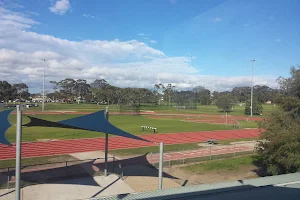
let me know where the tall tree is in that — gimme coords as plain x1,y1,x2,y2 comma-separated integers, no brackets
157,83,175,106
193,86,211,105
74,79,90,100
0,81,15,102
258,66,300,175
52,78,76,100
244,98,263,115
13,83,29,100
91,79,114,104
277,66,300,98
231,86,251,102
215,94,235,112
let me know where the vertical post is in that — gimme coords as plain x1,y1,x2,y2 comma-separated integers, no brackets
104,106,109,176
41,59,46,112
158,142,164,189
7,167,9,189
210,145,212,160
233,144,236,157
112,155,115,173
226,112,228,125
250,60,255,117
15,105,22,200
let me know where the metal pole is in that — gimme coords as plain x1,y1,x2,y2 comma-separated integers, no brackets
158,142,164,189
41,59,46,112
7,167,9,189
234,144,236,157
15,105,22,200
104,106,109,176
250,60,255,117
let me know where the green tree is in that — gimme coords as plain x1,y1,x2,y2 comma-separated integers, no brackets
193,86,211,105
12,83,29,100
0,81,15,102
244,98,263,115
258,96,300,175
215,94,235,112
156,83,175,106
258,66,300,175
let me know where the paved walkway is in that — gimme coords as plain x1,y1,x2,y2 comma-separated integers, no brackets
0,174,134,200
0,129,260,160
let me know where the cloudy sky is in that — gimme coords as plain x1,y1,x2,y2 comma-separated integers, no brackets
0,0,300,93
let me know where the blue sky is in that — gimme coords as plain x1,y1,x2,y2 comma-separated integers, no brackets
1,0,300,92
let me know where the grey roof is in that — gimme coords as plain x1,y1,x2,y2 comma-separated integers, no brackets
89,172,300,200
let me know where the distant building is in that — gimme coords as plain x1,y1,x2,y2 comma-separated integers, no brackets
265,101,272,104
31,95,48,102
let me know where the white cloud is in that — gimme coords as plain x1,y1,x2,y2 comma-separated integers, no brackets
214,17,222,23
26,11,39,16
276,39,281,42
82,13,101,20
49,0,70,15
0,7,278,92
150,40,157,44
137,33,145,36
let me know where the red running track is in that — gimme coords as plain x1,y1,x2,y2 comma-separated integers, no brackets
0,129,261,160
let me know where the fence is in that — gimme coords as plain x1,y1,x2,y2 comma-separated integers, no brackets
0,141,260,190
0,156,116,189
147,141,259,168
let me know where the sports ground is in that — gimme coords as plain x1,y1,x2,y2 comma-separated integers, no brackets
0,103,269,161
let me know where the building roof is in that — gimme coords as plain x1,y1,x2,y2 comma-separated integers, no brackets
91,172,300,200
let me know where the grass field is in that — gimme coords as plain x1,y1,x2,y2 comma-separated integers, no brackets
5,114,241,143
182,155,254,173
17,102,277,116
1,102,267,143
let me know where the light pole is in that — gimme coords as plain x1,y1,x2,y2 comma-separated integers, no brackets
250,60,255,117
41,59,46,112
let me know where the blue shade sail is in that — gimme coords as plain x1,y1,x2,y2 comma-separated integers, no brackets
0,109,13,145
24,110,149,142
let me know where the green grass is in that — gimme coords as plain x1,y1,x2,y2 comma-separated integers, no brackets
110,143,201,156
238,120,259,128
183,155,254,173
20,103,277,116
2,102,266,143
0,155,75,169
5,114,236,142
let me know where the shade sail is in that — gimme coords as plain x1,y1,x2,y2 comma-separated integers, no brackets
24,110,149,142
0,109,13,145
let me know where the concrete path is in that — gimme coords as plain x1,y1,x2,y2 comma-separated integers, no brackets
0,174,134,200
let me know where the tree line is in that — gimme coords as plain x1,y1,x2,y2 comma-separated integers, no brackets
0,81,30,102
1,77,280,110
